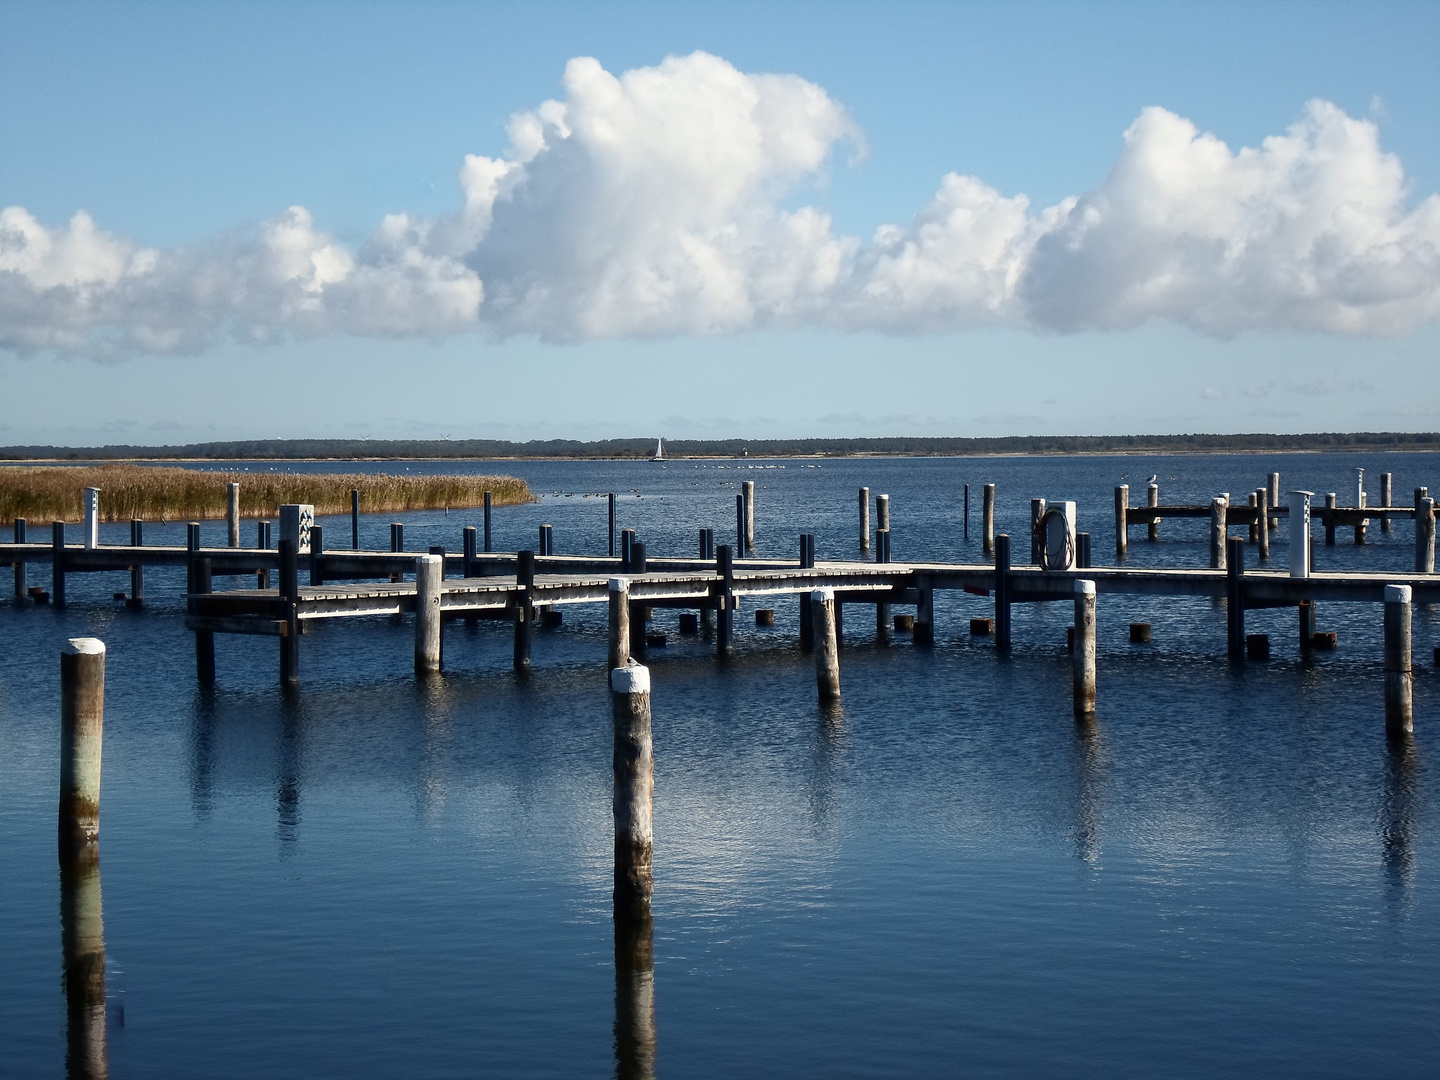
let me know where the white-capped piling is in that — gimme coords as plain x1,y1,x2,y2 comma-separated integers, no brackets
1384,584,1413,735
609,578,632,671
1255,488,1270,559
226,482,240,547
1380,473,1393,533
60,638,106,851
611,661,654,908
1267,472,1281,529
876,494,890,537
812,589,840,704
1114,485,1128,558
1289,491,1313,579
1073,581,1096,717
83,488,100,550
1324,493,1337,545
1210,497,1228,570
415,554,443,674
742,480,755,553
859,487,870,551
1417,498,1436,574
1147,482,1159,541
982,484,995,556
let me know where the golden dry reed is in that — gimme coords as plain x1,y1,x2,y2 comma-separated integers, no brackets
0,465,532,524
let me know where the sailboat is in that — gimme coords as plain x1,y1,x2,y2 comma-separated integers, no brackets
652,437,664,462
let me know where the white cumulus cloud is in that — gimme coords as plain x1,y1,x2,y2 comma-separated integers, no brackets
1,52,1436,357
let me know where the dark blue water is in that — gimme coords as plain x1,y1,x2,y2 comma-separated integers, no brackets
2,453,1437,1077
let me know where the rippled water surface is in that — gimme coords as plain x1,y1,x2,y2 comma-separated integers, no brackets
2,453,1438,1077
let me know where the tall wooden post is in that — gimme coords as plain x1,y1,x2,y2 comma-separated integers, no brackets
1267,472,1281,530
609,578,631,671
1255,489,1269,560
742,480,755,553
1324,493,1337,545
279,539,299,689
227,482,240,548
52,520,66,606
1210,497,1228,570
812,589,840,704
1417,498,1436,574
964,483,970,541
1355,471,1367,545
608,492,616,557
128,519,143,604
462,526,477,578
514,549,534,672
859,487,870,552
309,524,324,586
995,533,1012,652
876,494,890,537
1384,584,1413,735
798,534,814,650
735,495,745,556
611,661,654,909
1380,473,1393,533
12,518,24,598
193,558,215,683
415,554,443,674
257,520,271,589
1114,486,1128,559
1248,493,1259,543
1147,482,1159,541
483,492,492,553
716,545,733,656
60,637,106,851
982,484,995,556
1226,537,1245,663
1073,580,1096,717
1299,600,1316,654
914,578,934,645
351,488,360,549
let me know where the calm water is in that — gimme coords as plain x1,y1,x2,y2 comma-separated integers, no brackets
2,453,1437,1077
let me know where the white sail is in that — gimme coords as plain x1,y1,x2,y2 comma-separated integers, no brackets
653,437,664,461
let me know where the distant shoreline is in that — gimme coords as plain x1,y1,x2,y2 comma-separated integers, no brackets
1,432,1436,463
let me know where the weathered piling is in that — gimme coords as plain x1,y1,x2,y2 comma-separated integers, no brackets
415,554,443,674
12,518,25,597
612,661,654,909
964,483,970,540
1226,537,1245,663
1417,498,1436,574
798,534,814,650
812,589,841,704
256,520,271,589
1355,473,1368,546
995,533,1012,651
462,526,477,578
1030,498,1047,565
1208,497,1228,570
1076,531,1092,569
1381,473,1393,533
621,529,636,571
914,578,934,645
1324,493,1337,545
227,482,240,548
483,491,493,553
1289,491,1312,579
279,539,299,689
735,494,745,554
1385,585,1413,735
309,525,324,586
859,487,870,552
983,483,996,556
1248,493,1259,543
1267,472,1281,529
875,528,890,639
193,557,215,683
742,480,755,553
629,546,648,662
1073,580,1096,716
1255,489,1270,560
1299,600,1317,653
1114,486,1128,558
60,638,106,851
716,545,734,656
514,549,534,672
609,578,631,671
877,494,890,538
1147,483,1159,541
539,523,553,556
60,835,108,1080
351,488,360,549
52,520,66,606
128,519,143,604
609,493,617,557
83,487,100,550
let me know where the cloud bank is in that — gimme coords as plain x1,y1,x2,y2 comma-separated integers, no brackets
2,51,1437,356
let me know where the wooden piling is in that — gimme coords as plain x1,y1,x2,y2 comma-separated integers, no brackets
1380,473,1393,533
514,550,534,672
1114,486,1128,559
742,480,755,553
798,534,814,650
83,487,100,550
309,525,324,587
621,529,635,571
812,589,841,704
52,521,66,606
964,483,970,541
716,545,734,656
1210,497,1228,570
351,488,360,549
1324,493,1337,545
1417,497,1436,573
1385,584,1413,735
257,520,271,589
609,578,631,671
483,492,492,553
609,493,617,557
1248,493,1259,543
12,518,24,598
462,526,477,578
1226,537,1245,663
877,494,890,536
1355,477,1367,546
994,533,1012,651
227,482,240,548
915,579,934,645
611,662,654,908
859,487,870,552
415,554,443,674
983,484,995,556
279,539,299,689
1147,482,1159,541
193,557,215,683
59,637,106,851
127,519,143,604
1073,580,1096,717
1076,531,1092,569
1298,600,1316,654
1256,489,1269,560
1267,472,1281,530
735,494,745,555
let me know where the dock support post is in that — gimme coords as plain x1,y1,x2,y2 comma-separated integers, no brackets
1384,585,1413,735
1248,493,1259,543
859,487,870,552
798,534,814,650
812,589,840,704
716,545,733,656
52,521,66,606
628,544,647,662
514,550,534,672
351,488,360,549
1381,473,1393,533
964,483,970,541
1030,498,1047,565
13,518,25,598
226,482,240,548
742,480,755,553
735,495,745,556
1267,473,1281,530
83,488,99,550
1210,497,1228,570
128,519,143,604
279,539,299,689
609,578,631,671
1255,489,1269,560
982,484,995,556
1073,581,1096,717
1417,498,1435,574
60,637,106,851
1324,493,1337,545
876,493,890,538
309,525,324,587
1226,538,1245,663
1299,600,1316,654
483,492,492,553
414,554,443,674
1289,491,1313,579
194,558,215,683
995,534,1012,652
612,662,654,909
914,579,934,645
1114,486,1128,559
608,493,616,557
1148,482,1159,541
257,520,271,589
462,526,477,578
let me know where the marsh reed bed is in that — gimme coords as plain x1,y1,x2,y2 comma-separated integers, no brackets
0,465,532,524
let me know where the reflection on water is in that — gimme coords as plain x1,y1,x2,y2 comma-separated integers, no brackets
614,905,656,1080
59,850,107,1080
1071,716,1104,867
277,701,303,853
1381,736,1419,903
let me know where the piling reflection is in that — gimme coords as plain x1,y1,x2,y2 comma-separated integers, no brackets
189,688,217,822
1380,736,1418,901
613,903,657,1080
276,701,303,852
59,849,108,1080
1070,716,1104,867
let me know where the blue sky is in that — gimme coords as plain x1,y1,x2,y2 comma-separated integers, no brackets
1,0,1437,445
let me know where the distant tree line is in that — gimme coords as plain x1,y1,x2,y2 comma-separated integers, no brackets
1,432,1436,461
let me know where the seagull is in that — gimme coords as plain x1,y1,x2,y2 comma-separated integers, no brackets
1146,474,1158,484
